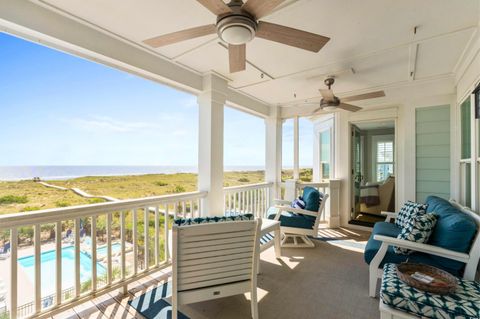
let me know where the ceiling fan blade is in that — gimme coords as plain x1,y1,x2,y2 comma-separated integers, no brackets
229,44,246,73
256,21,330,52
337,103,362,112
342,91,385,102
143,24,217,48
242,0,286,19
319,89,334,100
196,0,232,15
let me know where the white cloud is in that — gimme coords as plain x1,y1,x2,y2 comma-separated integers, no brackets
68,115,157,133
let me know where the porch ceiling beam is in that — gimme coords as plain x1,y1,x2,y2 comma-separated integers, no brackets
0,0,272,116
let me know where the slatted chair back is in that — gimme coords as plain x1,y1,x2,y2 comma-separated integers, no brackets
171,219,261,319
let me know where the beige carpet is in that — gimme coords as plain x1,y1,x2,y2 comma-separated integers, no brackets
176,228,380,319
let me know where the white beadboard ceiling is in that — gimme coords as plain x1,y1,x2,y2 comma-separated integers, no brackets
38,0,479,107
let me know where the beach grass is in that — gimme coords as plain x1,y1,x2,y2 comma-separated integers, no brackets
0,169,312,215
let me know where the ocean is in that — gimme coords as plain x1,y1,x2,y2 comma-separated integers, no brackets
0,165,265,181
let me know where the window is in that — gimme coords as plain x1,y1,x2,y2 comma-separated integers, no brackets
460,98,472,207
376,141,394,182
461,99,472,159
319,129,331,180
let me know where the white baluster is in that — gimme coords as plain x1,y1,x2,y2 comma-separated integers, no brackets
74,218,81,297
164,204,170,261
55,221,62,305
10,228,18,319
132,210,138,275
91,216,97,290
154,206,159,266
34,224,41,313
107,212,112,283
143,207,149,271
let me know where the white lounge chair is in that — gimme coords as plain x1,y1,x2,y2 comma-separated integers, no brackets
171,218,261,319
268,187,329,248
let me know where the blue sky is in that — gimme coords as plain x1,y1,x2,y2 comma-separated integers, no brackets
0,32,312,167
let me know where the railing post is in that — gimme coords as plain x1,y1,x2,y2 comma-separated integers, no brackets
327,179,341,227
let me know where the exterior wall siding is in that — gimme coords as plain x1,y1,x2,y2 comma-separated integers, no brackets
416,105,451,203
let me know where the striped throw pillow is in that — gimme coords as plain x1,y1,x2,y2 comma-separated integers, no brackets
291,196,306,210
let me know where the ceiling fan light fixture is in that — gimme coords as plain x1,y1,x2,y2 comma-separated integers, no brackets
221,25,254,44
322,106,337,111
217,15,257,45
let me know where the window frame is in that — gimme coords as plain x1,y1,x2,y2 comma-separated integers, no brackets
374,139,394,182
316,117,335,181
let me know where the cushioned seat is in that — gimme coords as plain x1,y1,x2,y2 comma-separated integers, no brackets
364,196,478,277
381,263,480,319
267,207,315,230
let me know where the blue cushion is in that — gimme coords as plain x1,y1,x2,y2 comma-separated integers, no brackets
302,187,320,212
372,221,402,237
267,207,315,229
425,196,477,255
364,221,465,276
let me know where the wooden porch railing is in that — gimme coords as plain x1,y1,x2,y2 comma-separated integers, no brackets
0,191,207,319
223,182,273,218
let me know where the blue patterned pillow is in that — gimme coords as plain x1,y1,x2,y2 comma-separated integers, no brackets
291,196,306,209
395,201,428,228
394,213,437,255
174,214,254,226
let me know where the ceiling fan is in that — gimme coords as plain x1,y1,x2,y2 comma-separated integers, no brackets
142,0,330,73
311,77,386,113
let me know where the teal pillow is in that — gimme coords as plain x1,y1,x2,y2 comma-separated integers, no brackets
302,187,320,212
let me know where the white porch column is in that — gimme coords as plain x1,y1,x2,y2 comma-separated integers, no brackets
198,74,227,216
293,116,300,179
265,106,283,203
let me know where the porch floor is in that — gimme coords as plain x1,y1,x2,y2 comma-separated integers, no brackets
51,228,378,319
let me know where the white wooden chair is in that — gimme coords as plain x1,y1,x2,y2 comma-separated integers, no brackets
271,193,329,248
171,218,261,319
369,200,480,299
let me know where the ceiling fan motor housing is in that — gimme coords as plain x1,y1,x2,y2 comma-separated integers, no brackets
216,3,257,45
320,96,340,110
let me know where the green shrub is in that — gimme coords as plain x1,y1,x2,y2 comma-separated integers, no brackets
88,198,105,204
23,206,41,212
154,181,168,187
238,177,250,183
172,185,186,193
55,200,70,207
0,195,28,204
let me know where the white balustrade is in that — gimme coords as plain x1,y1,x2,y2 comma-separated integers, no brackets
223,182,273,218
0,191,207,319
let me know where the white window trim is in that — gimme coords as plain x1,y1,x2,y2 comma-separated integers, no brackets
315,117,335,181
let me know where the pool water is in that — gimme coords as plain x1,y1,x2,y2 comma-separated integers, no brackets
18,243,121,295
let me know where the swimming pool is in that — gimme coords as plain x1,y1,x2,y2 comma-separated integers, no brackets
18,243,121,295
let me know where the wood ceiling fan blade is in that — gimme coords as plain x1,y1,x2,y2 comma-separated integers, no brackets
196,0,232,15
143,24,217,48
229,44,246,73
319,89,334,100
242,0,286,19
337,103,362,112
342,91,385,102
256,21,330,52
